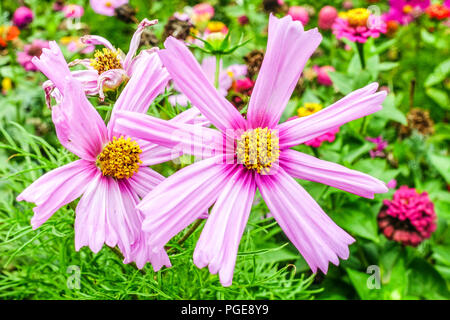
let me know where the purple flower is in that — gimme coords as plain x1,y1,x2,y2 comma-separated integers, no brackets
383,0,430,25
114,15,388,286
13,6,34,29
18,41,206,270
366,135,388,158
17,39,50,72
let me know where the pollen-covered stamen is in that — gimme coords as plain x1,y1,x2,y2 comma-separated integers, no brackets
97,136,142,179
236,127,280,174
90,48,122,75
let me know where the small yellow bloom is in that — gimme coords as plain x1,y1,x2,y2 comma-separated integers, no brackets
297,102,323,118
1,78,12,94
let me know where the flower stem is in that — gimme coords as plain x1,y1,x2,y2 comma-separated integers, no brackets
359,116,367,135
214,54,221,89
356,42,366,70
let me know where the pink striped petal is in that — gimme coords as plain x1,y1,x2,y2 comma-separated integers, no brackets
123,19,158,72
74,176,141,256
80,35,115,51
194,167,256,286
139,156,237,249
16,160,97,230
281,149,388,198
256,168,355,274
128,166,165,198
278,83,386,149
114,111,223,159
247,14,322,129
52,77,108,161
158,37,246,131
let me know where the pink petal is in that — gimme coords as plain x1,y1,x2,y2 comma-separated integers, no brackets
16,160,97,230
278,83,386,149
193,167,256,286
256,168,355,274
80,35,115,51
128,166,165,198
52,77,108,161
75,176,141,256
123,19,158,72
31,41,72,93
247,14,322,129
139,156,237,249
158,37,246,131
281,149,388,198
109,51,170,136
114,111,223,159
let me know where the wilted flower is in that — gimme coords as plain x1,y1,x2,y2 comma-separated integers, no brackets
318,6,338,30
163,15,193,41
114,3,138,23
63,4,84,18
13,6,34,29
114,15,388,286
90,0,128,16
378,186,436,246
244,49,264,79
288,6,309,25
333,8,387,43
366,136,388,158
400,107,435,137
17,39,50,72
313,65,335,86
263,0,287,14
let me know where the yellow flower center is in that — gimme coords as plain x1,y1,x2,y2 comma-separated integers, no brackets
105,1,112,8
97,136,142,179
403,5,413,14
345,8,371,27
206,21,226,33
236,128,280,174
90,48,122,75
297,102,323,117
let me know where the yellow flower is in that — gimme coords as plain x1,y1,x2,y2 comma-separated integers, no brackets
297,102,323,118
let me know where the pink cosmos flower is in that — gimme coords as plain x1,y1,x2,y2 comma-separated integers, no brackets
333,8,387,43
319,6,338,30
366,135,388,158
17,41,206,270
378,186,436,246
114,15,388,286
13,6,34,29
288,6,309,25
383,0,429,25
313,65,335,86
90,0,128,16
17,39,50,72
43,19,157,108
63,4,85,18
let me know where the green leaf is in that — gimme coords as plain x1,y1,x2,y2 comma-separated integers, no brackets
328,71,354,95
331,209,379,242
346,268,380,300
425,59,450,87
429,153,450,183
426,88,450,110
408,258,450,299
374,94,407,124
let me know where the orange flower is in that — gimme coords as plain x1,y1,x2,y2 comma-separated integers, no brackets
426,4,450,20
0,25,20,47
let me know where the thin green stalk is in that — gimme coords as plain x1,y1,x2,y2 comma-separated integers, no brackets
356,42,366,70
214,54,221,89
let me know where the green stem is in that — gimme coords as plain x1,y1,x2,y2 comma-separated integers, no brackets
356,42,366,70
359,116,367,135
214,54,221,89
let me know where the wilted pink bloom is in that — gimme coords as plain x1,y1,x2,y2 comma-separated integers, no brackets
17,39,50,72
313,65,335,86
305,127,340,147
63,4,85,18
288,6,309,25
13,6,34,29
387,179,397,189
43,19,157,107
333,8,387,43
318,6,338,29
19,41,206,270
114,14,388,286
238,15,249,26
366,135,388,158
90,0,128,16
378,186,436,246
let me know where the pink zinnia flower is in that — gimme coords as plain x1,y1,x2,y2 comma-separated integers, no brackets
387,179,397,189
17,41,205,269
288,6,309,25
90,0,128,16
63,4,85,18
305,127,340,147
366,135,388,158
17,39,50,72
313,65,335,86
114,15,388,286
13,6,34,29
332,8,387,43
43,19,157,108
319,6,338,30
383,0,429,25
378,186,436,246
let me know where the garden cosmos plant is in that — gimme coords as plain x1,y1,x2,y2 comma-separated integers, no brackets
16,40,206,270
42,19,158,108
114,14,389,286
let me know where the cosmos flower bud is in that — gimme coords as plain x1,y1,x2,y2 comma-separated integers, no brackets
318,6,338,30
13,6,34,29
